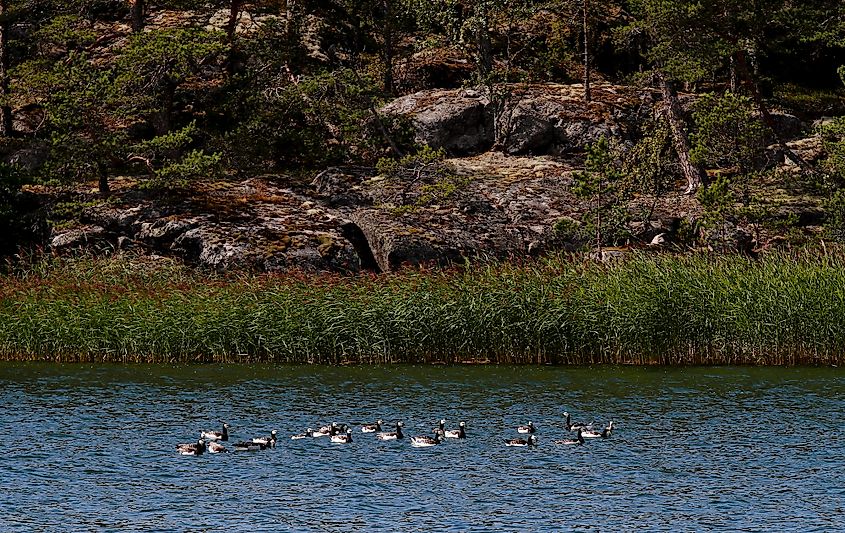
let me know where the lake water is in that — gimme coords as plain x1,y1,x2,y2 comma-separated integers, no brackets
2,363,844,531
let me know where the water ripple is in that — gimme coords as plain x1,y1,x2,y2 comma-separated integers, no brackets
2,363,844,531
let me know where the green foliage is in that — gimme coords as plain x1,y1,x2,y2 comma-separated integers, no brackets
34,15,97,54
131,122,223,190
691,93,766,174
817,117,845,185
0,163,26,230
691,93,766,206
696,175,735,238
114,28,225,125
623,117,677,204
377,145,467,211
825,189,845,241
224,68,405,171
0,162,39,254
14,53,123,185
572,136,630,247
623,0,727,83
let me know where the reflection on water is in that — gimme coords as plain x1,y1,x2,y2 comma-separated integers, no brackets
2,363,844,531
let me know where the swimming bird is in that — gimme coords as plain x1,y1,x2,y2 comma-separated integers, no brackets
207,441,227,453
291,428,312,440
233,440,268,451
517,422,536,434
311,424,335,438
444,421,466,439
582,421,613,439
252,430,277,448
505,435,537,447
411,430,443,447
554,429,585,445
331,429,353,444
563,412,591,432
314,422,347,437
176,439,206,456
434,419,446,432
377,422,404,440
200,423,230,442
361,420,383,433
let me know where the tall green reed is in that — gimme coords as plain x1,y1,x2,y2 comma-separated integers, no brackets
2,252,845,364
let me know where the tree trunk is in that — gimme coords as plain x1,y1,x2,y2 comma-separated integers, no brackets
582,0,590,102
225,0,242,75
155,78,176,135
98,167,110,195
130,0,145,33
225,0,241,43
734,49,814,174
476,6,492,78
382,0,394,94
0,0,12,136
657,71,704,194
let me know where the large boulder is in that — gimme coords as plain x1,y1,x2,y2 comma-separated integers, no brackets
381,89,493,154
383,84,647,156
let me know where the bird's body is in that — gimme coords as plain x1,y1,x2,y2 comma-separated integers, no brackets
252,430,277,448
411,431,443,448
517,422,536,434
505,435,537,447
444,421,466,439
582,421,613,439
554,429,585,445
377,422,404,441
291,428,312,440
563,412,591,432
176,439,206,456
331,429,353,443
233,441,268,451
361,420,382,433
207,441,227,453
200,423,230,442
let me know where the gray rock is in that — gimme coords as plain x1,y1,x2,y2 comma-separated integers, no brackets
768,112,805,142
503,102,554,154
136,219,197,248
382,89,493,154
50,226,107,250
6,144,49,171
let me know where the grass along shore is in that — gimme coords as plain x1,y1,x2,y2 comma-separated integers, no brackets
1,253,844,365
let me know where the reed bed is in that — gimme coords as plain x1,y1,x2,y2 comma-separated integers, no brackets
1,252,845,365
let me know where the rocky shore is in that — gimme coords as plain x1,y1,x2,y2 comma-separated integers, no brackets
44,83,822,272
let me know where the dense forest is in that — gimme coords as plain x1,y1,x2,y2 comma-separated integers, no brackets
0,0,843,267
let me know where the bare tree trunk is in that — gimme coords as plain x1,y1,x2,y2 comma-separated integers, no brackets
0,0,12,136
225,0,242,75
130,0,145,33
225,0,241,42
734,49,814,174
657,71,703,194
583,0,591,102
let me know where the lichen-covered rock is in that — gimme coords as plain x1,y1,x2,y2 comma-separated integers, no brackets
382,89,493,154
50,226,107,250
383,84,649,156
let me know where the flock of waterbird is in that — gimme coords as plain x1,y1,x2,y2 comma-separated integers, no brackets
175,411,614,455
